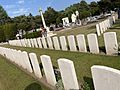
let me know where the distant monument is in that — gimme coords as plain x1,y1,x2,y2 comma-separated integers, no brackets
39,8,56,37
39,8,50,32
62,17,70,27
71,11,81,26
75,11,81,25
75,11,79,17
71,13,77,23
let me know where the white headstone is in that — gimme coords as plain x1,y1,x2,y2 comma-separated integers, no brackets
71,13,77,23
76,34,87,52
102,21,106,32
113,16,115,23
36,37,42,48
62,17,70,27
96,24,101,36
91,65,120,90
67,35,77,51
27,39,32,47
33,38,38,48
30,39,35,48
109,17,113,27
87,34,99,54
17,50,22,66
47,36,54,49
58,58,80,90
29,53,42,78
104,20,108,30
107,19,111,28
52,37,60,50
21,39,26,47
104,32,118,55
59,36,68,51
24,39,28,47
41,37,47,49
40,55,56,86
99,23,104,34
22,51,33,73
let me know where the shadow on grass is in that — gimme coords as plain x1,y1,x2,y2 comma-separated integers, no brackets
39,63,44,76
99,46,106,54
83,77,94,90
25,82,42,90
87,46,90,52
110,27,120,29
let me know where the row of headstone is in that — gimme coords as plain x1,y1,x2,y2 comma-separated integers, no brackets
96,15,117,36
0,47,120,90
9,31,118,55
0,47,80,89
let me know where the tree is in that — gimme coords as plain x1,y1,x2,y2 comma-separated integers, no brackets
98,0,112,13
0,26,5,42
89,2,100,16
3,23,17,40
0,5,11,25
44,7,58,25
78,0,91,19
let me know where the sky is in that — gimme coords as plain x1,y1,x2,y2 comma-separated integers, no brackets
0,0,100,18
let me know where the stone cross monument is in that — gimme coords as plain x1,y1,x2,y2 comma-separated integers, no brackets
39,8,50,32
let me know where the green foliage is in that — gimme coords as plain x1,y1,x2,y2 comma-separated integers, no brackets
13,15,36,31
44,7,58,25
55,79,64,90
89,2,100,16
0,26,6,42
24,31,42,39
0,5,11,25
83,82,91,90
2,23,17,40
56,11,65,24
80,10,91,19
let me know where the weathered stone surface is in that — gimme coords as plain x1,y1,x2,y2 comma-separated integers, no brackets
87,34,99,54
47,37,53,49
41,37,47,49
76,34,87,52
27,39,32,47
104,32,118,55
59,36,68,51
96,24,101,36
67,35,77,51
99,23,103,34
40,55,56,86
33,38,38,48
22,51,33,73
30,39,35,47
36,37,42,48
91,65,120,90
58,58,80,90
29,53,42,78
52,36,60,50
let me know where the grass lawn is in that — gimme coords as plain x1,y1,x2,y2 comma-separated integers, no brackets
3,45,120,90
0,54,49,90
54,22,96,37
54,19,120,53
